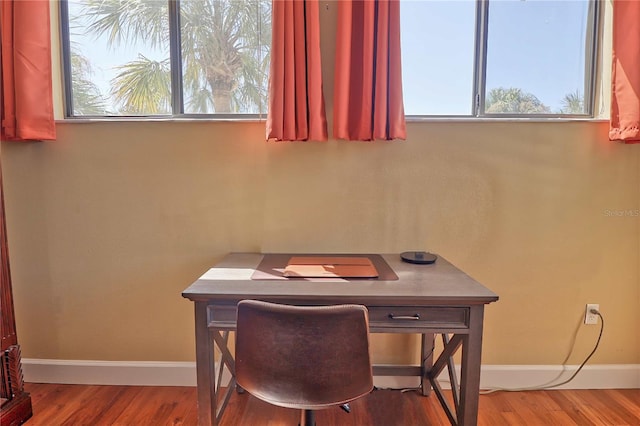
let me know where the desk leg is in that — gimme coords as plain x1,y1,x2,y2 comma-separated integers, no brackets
194,302,215,426
421,333,434,396
458,305,484,426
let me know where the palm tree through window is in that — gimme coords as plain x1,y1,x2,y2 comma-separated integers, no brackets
65,0,271,116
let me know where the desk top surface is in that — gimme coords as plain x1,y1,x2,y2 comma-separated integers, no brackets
182,253,499,306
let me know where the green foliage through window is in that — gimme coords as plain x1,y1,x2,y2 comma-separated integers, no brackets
63,0,271,117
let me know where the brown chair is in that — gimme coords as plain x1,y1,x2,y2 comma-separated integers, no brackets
235,300,373,426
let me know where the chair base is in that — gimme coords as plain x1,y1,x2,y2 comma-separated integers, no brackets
300,409,315,426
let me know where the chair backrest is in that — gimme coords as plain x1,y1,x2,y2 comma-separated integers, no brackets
235,300,373,410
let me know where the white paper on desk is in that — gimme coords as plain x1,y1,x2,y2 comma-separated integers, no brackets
201,267,254,280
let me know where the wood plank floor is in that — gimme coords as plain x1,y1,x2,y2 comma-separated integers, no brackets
22,383,640,426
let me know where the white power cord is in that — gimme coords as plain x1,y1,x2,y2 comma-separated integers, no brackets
480,308,604,394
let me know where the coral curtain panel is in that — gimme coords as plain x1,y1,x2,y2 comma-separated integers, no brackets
610,0,640,144
0,0,55,141
333,0,405,141
266,0,327,142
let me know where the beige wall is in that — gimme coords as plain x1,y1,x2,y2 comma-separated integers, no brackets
1,0,638,366
2,119,639,365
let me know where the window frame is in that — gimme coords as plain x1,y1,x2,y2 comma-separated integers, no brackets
404,0,601,120
60,0,601,120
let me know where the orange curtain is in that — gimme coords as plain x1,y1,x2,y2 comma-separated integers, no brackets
333,0,405,141
266,0,327,142
1,0,55,141
610,0,640,144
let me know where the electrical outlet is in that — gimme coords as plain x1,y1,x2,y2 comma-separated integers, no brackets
584,304,600,325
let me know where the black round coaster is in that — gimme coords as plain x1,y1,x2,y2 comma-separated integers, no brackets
400,251,437,264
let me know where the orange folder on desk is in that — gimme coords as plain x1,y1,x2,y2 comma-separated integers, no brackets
283,256,378,278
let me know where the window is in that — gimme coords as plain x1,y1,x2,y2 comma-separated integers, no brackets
401,0,599,117
61,0,271,117
62,0,599,119
401,1,476,116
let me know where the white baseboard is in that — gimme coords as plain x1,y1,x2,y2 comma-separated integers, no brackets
23,359,640,390
374,364,640,390
23,359,197,386
477,364,640,390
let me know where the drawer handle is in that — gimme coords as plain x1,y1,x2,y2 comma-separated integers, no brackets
388,313,420,320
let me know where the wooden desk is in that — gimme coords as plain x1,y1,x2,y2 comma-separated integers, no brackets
182,253,498,426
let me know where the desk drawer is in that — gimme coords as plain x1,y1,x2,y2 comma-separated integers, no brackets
367,306,469,330
207,304,469,331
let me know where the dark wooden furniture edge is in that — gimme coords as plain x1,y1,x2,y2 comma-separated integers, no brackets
0,160,33,425
0,392,32,426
